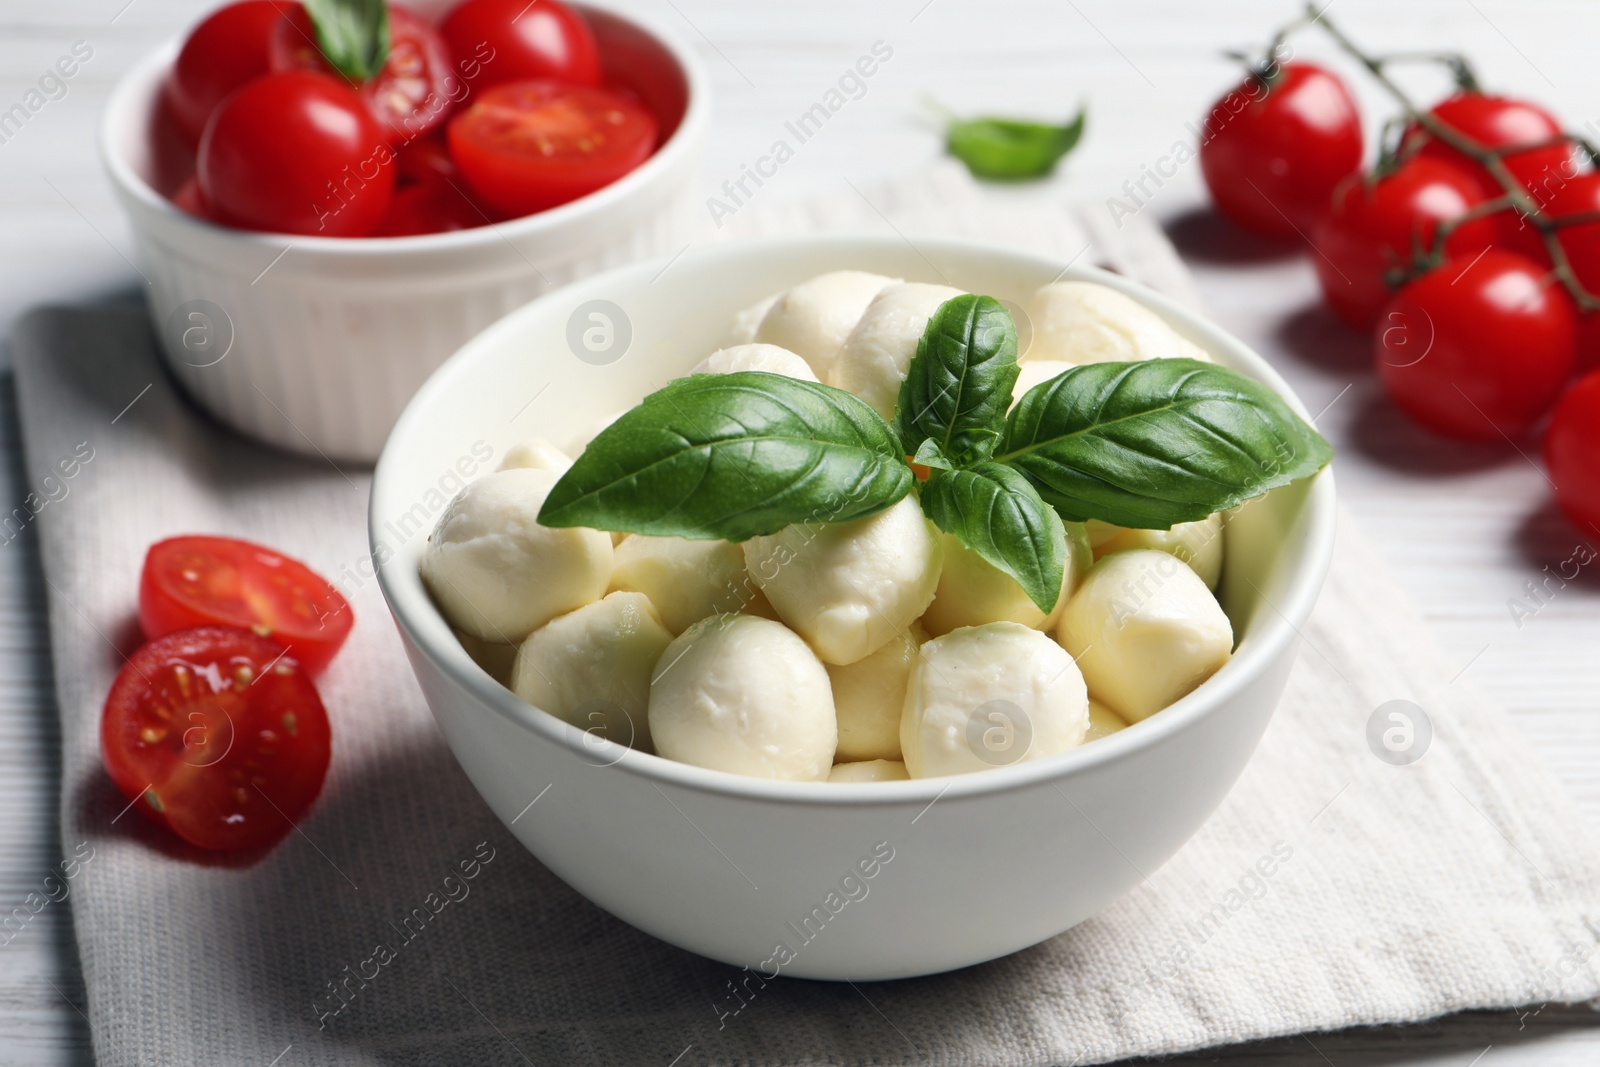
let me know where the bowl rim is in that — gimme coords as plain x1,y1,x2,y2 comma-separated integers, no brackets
372,231,1339,806
98,0,712,257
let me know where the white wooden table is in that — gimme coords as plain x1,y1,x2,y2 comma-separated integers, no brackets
3,0,1599,1062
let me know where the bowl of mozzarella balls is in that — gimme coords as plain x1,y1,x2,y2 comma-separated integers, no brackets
373,233,1335,980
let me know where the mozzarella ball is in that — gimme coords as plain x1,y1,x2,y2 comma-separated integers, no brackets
609,534,774,635
830,282,965,419
454,629,517,686
743,495,942,665
920,521,1093,637
649,614,836,781
723,293,779,346
1024,281,1211,365
498,437,572,474
1009,359,1075,409
421,468,612,643
754,270,899,379
829,760,910,783
1056,548,1234,722
900,622,1089,778
1086,514,1224,590
1085,698,1129,743
826,623,924,762
511,592,672,752
690,343,819,382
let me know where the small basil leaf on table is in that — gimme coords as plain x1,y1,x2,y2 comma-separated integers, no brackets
945,107,1086,181
304,0,391,82
538,372,913,541
894,294,1020,468
999,358,1333,529
920,462,1066,614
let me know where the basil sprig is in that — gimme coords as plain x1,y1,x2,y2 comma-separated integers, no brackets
304,0,390,83
538,373,912,542
539,290,1332,614
944,106,1087,181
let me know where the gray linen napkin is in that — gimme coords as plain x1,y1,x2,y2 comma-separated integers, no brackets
15,170,1600,1066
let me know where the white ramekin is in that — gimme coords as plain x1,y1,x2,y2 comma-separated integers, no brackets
372,233,1338,981
100,2,709,463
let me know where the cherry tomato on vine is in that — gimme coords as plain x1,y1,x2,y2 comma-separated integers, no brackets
101,626,332,851
1544,372,1600,535
164,0,293,144
1200,61,1363,239
448,80,657,215
1313,157,1501,329
1405,92,1576,196
199,70,394,236
270,3,458,142
440,0,602,100
1539,172,1600,368
1375,249,1576,441
140,536,354,675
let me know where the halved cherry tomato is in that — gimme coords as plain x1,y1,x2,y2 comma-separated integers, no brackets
1312,156,1500,329
271,3,459,143
140,536,353,675
164,0,294,144
1200,61,1363,239
448,79,657,215
1545,371,1600,535
101,626,331,851
440,0,601,101
1404,92,1576,196
1374,249,1576,441
198,70,394,236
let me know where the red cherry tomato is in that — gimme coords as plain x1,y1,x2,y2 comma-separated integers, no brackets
1200,61,1363,239
1405,92,1576,196
164,0,293,143
101,626,331,851
140,536,353,675
1375,249,1576,441
440,0,601,101
171,176,216,221
1313,157,1500,330
271,4,458,143
1544,173,1600,368
448,80,657,216
198,70,394,236
374,182,490,235
1544,372,1600,535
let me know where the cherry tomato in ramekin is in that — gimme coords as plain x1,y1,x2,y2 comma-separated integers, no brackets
448,79,657,215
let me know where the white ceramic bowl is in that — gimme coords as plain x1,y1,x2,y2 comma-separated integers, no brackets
100,2,709,463
372,234,1336,981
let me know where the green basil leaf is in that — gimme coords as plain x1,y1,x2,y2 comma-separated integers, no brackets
894,294,1020,468
912,438,954,471
998,358,1333,529
921,463,1066,613
304,0,390,83
945,106,1086,181
538,372,913,541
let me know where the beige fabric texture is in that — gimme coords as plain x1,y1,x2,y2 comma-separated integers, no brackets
15,168,1600,1066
